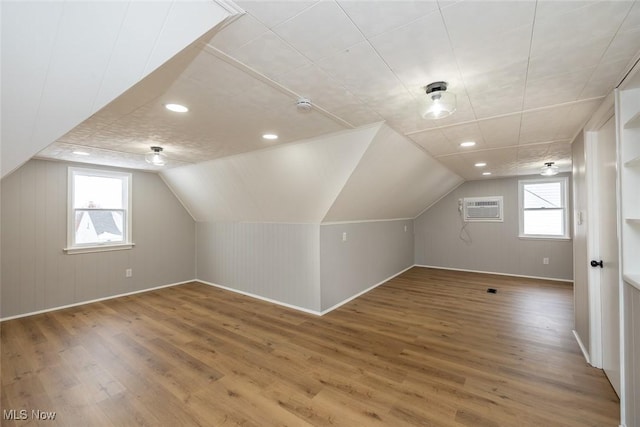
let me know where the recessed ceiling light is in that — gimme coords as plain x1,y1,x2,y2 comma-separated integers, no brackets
165,103,189,113
482,172,492,176
475,162,487,167
460,141,476,147
72,151,90,156
262,133,278,140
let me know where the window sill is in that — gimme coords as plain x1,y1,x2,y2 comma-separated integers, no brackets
64,243,135,255
518,235,571,242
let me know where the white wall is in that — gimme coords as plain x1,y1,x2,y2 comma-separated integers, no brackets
320,220,413,311
196,222,321,312
1,159,196,318
414,175,574,281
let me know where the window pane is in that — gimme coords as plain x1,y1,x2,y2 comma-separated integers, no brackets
75,210,124,244
523,209,564,235
73,175,123,209
523,182,562,209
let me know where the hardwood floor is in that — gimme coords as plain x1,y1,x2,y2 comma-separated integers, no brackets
1,267,619,426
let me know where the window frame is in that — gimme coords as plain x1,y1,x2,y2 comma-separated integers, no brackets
65,167,133,254
518,176,570,240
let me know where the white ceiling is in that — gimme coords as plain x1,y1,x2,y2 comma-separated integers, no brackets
36,0,640,181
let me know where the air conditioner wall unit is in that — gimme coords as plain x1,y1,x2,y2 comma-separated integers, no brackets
463,196,503,222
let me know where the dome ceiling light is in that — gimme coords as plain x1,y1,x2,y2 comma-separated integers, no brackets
540,162,559,176
422,81,456,120
145,146,167,166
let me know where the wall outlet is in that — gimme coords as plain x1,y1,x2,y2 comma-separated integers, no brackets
543,257,549,265
404,225,408,232
342,232,347,242
125,268,133,278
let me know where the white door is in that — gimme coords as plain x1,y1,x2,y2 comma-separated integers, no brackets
590,115,621,396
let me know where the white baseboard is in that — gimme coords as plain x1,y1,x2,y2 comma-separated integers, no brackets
0,280,195,322
415,264,574,283
319,264,415,315
197,264,416,317
196,280,323,316
573,329,591,365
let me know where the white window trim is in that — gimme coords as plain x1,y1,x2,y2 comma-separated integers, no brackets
518,176,570,240
65,167,133,254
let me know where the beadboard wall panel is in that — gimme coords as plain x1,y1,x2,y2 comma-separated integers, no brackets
414,174,573,281
320,219,414,311
196,222,321,312
1,159,195,318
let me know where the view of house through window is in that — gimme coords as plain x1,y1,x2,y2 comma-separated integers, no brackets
68,168,131,248
518,177,569,239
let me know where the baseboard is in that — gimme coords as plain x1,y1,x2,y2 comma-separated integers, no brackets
0,280,195,322
319,264,415,315
415,264,574,283
197,264,416,317
573,330,591,365
196,280,323,316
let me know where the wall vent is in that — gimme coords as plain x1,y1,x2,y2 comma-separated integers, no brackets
463,196,503,222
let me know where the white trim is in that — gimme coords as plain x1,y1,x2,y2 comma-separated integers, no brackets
196,280,322,316
573,329,591,365
415,264,574,283
63,243,134,254
0,280,194,322
319,265,415,315
585,130,603,368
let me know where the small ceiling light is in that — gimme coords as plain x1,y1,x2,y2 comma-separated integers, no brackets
72,151,90,156
296,98,313,112
475,162,487,167
421,81,456,120
482,172,492,176
540,162,559,176
460,141,476,148
262,133,278,140
145,146,167,166
165,103,189,113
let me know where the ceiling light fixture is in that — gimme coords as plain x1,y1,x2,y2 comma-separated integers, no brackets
165,103,189,113
422,81,456,120
296,98,313,112
540,162,559,176
460,141,476,148
482,172,492,176
72,151,90,156
145,146,167,166
262,133,278,140
475,162,487,167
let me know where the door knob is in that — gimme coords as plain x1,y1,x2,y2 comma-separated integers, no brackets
590,260,603,268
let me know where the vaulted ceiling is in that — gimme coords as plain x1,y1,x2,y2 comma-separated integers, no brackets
34,0,640,182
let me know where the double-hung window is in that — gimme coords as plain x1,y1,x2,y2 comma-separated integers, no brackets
66,167,133,253
518,177,569,239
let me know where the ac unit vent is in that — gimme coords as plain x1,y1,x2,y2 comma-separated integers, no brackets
463,196,503,222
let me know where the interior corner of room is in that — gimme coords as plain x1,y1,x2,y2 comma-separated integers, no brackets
1,1,639,425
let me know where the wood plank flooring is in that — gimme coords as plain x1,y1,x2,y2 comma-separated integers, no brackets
1,267,619,426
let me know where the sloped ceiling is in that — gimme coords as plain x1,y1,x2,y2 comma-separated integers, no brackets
161,123,462,223
161,125,380,223
323,124,463,222
26,0,640,182
1,0,239,178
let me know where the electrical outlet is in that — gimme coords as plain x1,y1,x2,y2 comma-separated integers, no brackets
342,232,347,242
404,225,408,232
543,258,549,265
125,268,132,278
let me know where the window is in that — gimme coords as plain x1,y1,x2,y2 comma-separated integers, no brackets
518,177,569,239
66,167,133,253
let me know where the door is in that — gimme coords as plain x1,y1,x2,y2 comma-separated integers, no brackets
590,115,620,396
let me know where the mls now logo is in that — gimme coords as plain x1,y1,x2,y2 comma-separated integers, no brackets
3,409,56,420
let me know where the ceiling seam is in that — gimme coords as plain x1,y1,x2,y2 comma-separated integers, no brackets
404,96,606,137
433,139,573,159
